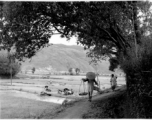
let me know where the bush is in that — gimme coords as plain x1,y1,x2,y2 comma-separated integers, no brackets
82,91,126,118
0,54,21,78
121,38,152,118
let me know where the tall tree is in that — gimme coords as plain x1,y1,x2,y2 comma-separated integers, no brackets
1,2,131,62
1,1,151,63
75,68,80,75
0,2,51,61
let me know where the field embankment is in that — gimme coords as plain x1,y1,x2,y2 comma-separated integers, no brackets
52,85,126,119
82,88,127,118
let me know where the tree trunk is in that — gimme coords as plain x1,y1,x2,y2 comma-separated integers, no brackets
132,1,141,57
8,49,12,85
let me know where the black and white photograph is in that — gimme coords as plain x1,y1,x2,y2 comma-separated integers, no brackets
0,0,152,119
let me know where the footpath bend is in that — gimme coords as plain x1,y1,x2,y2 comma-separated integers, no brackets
53,85,126,119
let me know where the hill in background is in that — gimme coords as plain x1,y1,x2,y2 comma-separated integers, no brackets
21,44,122,75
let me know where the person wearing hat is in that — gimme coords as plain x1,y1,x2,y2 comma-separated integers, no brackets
82,72,102,102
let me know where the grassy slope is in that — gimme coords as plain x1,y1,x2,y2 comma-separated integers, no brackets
21,44,113,74
82,90,127,118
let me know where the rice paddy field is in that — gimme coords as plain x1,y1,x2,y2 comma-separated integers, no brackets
0,74,126,119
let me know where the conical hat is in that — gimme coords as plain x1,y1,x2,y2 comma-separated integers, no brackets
86,72,96,80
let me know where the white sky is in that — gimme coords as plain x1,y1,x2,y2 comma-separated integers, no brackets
49,35,78,46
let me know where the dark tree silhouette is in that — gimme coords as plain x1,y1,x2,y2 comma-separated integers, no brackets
75,68,80,75
32,67,35,74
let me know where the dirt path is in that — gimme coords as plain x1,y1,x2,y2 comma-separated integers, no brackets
53,86,126,119
55,99,91,119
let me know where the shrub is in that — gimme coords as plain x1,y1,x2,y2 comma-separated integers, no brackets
121,38,152,118
0,54,21,78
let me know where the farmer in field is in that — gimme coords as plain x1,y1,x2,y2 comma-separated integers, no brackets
110,74,117,91
58,88,74,95
82,72,102,102
45,85,51,92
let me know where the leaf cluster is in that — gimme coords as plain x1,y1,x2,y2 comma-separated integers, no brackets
1,2,51,61
1,1,152,66
0,53,21,77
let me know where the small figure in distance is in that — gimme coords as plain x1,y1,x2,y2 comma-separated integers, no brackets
63,88,73,95
40,86,51,96
110,74,117,91
58,88,74,95
45,86,51,92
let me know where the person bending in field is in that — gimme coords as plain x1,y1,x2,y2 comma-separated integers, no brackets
58,88,74,95
110,74,117,91
45,86,51,92
82,72,102,102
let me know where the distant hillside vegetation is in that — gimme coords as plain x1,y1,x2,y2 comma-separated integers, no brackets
21,44,116,74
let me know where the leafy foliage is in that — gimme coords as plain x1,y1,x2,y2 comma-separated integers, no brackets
0,54,21,77
1,1,152,66
121,37,152,118
75,68,80,75
45,2,133,65
32,67,35,74
1,2,133,63
68,68,74,75
109,57,119,71
83,92,126,118
1,2,51,61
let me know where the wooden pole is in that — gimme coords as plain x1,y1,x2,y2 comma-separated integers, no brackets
132,1,138,58
94,63,100,89
10,58,12,85
8,50,12,85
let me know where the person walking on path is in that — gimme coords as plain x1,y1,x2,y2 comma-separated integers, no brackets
82,72,102,102
110,74,117,91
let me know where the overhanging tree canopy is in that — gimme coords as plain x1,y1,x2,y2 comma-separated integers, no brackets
0,1,152,69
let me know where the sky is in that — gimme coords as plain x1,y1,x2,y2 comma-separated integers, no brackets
49,35,78,46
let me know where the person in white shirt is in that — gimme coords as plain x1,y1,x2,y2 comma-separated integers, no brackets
110,74,117,91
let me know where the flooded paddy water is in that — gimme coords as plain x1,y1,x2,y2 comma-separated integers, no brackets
1,75,126,103
0,75,126,118
0,90,72,104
